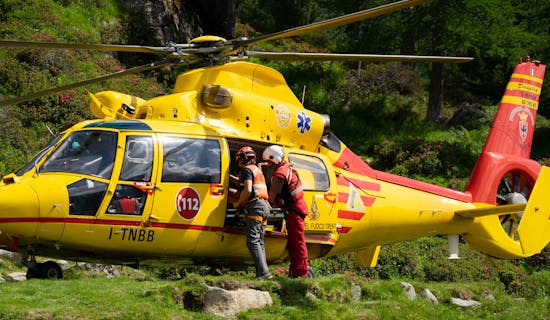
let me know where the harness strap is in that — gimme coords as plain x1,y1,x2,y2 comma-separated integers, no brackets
290,186,303,196
284,164,303,196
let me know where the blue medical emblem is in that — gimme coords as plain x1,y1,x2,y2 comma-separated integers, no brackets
297,112,311,134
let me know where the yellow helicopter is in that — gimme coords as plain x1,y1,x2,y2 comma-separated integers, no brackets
0,0,548,280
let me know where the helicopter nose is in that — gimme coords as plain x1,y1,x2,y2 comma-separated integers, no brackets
0,182,40,234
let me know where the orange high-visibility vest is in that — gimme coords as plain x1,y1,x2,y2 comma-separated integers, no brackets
245,164,268,201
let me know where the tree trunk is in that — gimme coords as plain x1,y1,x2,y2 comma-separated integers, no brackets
426,3,445,124
426,62,444,123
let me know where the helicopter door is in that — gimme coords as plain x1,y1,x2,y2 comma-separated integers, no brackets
150,135,224,256
35,130,118,243
287,151,339,247
104,134,155,215
93,134,157,252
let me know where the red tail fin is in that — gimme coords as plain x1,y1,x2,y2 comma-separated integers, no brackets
466,58,546,203
483,58,546,157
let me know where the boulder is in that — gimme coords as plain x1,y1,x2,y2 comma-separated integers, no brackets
203,285,273,318
451,297,481,307
420,288,439,305
6,272,27,282
400,282,416,300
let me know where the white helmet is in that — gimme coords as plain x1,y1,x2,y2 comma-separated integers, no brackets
262,145,284,164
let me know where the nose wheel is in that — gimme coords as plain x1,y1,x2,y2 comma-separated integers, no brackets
22,251,63,280
26,261,63,280
496,170,534,241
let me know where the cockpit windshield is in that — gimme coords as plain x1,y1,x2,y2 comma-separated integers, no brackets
16,133,65,176
39,130,118,179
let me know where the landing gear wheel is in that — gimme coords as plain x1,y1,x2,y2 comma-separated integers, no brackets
496,170,534,241
26,265,41,280
41,261,63,280
25,261,63,280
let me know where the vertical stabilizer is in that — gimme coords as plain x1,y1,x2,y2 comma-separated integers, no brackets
482,58,546,157
466,58,546,203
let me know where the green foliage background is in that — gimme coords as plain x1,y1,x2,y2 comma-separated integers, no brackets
0,2,548,318
238,0,550,187
1,0,550,184
0,0,170,175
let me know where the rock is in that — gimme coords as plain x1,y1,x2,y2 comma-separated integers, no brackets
420,288,438,305
0,249,20,262
451,297,481,307
57,260,70,268
351,285,362,301
119,0,239,44
203,285,273,318
6,272,27,282
484,293,495,301
400,282,416,300
305,291,319,302
76,263,120,278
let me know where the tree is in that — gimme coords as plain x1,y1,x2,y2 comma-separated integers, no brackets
407,0,543,123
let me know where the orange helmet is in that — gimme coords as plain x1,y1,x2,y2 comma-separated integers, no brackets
236,146,256,165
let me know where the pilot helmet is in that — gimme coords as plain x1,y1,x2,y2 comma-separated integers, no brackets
236,146,256,166
262,145,284,164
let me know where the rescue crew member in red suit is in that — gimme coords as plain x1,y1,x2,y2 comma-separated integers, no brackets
262,145,310,278
233,146,272,280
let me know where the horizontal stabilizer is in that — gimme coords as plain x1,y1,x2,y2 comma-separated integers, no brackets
456,204,525,219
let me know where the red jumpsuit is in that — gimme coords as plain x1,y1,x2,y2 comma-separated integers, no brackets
268,161,309,277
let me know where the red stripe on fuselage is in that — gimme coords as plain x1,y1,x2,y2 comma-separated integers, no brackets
338,226,352,234
337,175,380,192
333,147,376,176
0,217,281,238
305,234,337,244
337,210,364,220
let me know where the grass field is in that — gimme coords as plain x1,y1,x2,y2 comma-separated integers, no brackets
0,264,548,320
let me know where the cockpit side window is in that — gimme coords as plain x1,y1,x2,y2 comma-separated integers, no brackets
39,130,117,179
161,136,221,183
288,153,330,191
119,136,153,182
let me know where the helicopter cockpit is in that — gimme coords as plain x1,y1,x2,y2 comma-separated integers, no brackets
11,121,226,220
39,130,117,179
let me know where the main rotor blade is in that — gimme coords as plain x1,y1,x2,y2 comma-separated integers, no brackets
246,51,474,63
235,0,429,47
0,60,172,107
0,40,177,54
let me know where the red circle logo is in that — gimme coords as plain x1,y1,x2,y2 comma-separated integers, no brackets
175,187,201,220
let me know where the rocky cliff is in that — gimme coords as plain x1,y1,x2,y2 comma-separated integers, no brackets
120,0,241,45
